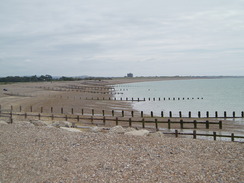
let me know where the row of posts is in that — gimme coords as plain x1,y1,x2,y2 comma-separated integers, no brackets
2,105,244,118
89,97,203,101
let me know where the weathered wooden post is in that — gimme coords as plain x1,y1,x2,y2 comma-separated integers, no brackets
180,119,184,129
169,111,172,118
231,133,234,142
179,111,182,118
138,98,140,102
206,111,209,118
141,111,143,117
215,111,218,118
193,130,197,139
112,110,114,116
71,108,74,114
206,120,209,129
188,111,191,118
65,115,68,121
81,109,84,115
102,110,105,116
213,132,217,141
175,130,178,138
233,111,235,118
198,111,201,118
61,107,63,114
38,113,41,120
219,120,222,129
161,111,164,117
129,118,132,127
92,109,94,116
151,111,153,117
132,97,134,102
103,116,106,125
122,110,124,117
242,111,244,118
155,119,158,131
116,117,118,126
131,111,134,117
168,119,171,129
194,120,197,129
224,111,227,118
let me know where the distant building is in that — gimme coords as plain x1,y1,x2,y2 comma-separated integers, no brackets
127,73,133,78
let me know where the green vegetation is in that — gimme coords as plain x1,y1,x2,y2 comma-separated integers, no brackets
0,75,112,83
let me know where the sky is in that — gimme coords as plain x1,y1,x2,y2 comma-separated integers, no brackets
0,0,244,77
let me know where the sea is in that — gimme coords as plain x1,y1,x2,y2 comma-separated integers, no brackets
114,77,244,119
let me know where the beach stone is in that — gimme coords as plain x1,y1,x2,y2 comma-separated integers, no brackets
51,121,72,128
124,129,149,136
91,126,104,133
30,120,48,126
60,127,82,133
0,120,8,125
109,126,126,134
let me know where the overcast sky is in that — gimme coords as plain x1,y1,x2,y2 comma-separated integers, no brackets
0,0,244,77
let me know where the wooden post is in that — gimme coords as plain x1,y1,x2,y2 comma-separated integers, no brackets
198,111,201,118
112,110,114,116
81,109,84,115
224,111,227,118
206,111,209,118
38,113,41,120
175,130,178,138
213,132,217,141
233,111,235,118
168,119,171,129
194,120,197,129
219,120,222,129
122,110,124,117
151,111,153,117
180,119,184,129
142,118,145,128
92,109,94,116
116,117,118,126
51,114,54,120
102,110,105,116
129,118,132,127
71,108,74,114
131,111,134,117
61,107,63,114
103,116,106,125
155,119,158,131
161,111,164,117
141,111,143,117
206,120,209,129
179,111,182,118
193,130,196,139
231,133,234,142
138,98,140,102
169,111,172,118
242,111,244,118
132,98,134,102
215,111,218,118
188,111,191,118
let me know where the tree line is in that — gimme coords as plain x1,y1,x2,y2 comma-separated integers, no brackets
0,75,112,83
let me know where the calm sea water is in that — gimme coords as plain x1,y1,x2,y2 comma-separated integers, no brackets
114,78,244,118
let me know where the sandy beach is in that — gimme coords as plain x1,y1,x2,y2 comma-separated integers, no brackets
0,77,244,182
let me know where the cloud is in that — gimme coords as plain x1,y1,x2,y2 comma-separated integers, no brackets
0,0,244,77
